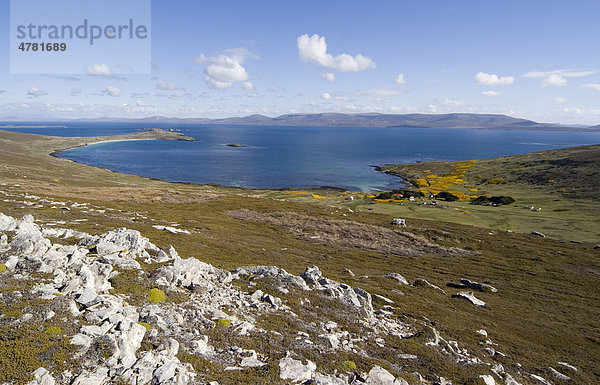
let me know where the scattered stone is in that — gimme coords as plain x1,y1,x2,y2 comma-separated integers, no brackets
413,278,446,293
530,374,552,385
452,291,486,306
27,367,56,385
279,353,316,382
531,231,546,238
390,218,406,226
549,367,570,381
240,350,266,368
364,366,408,385
476,329,488,337
557,362,577,371
385,272,409,285
460,278,498,293
373,294,395,305
479,375,496,385
397,353,418,360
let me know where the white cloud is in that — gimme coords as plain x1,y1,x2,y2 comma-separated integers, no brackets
246,92,264,98
552,97,567,103
321,92,331,100
559,107,600,117
475,72,514,86
297,34,376,72
27,87,47,97
523,69,596,87
70,88,83,96
104,85,122,97
394,74,406,84
198,48,254,90
482,90,500,96
156,80,176,90
443,98,465,106
356,88,402,97
86,64,111,76
583,83,600,91
131,92,149,98
320,72,336,82
544,73,566,87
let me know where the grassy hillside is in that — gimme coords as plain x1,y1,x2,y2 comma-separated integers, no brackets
0,131,598,384
374,145,600,242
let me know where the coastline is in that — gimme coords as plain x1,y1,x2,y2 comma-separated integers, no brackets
49,138,160,158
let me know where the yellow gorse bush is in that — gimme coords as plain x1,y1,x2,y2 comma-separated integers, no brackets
415,160,478,201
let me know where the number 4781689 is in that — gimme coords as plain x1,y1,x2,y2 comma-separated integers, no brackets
18,42,67,51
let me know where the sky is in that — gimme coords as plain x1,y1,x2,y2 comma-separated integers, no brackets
1,0,599,124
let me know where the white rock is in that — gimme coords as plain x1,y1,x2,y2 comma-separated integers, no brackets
549,367,570,381
240,350,266,368
504,373,523,385
190,337,215,357
385,273,409,285
453,291,486,306
279,352,316,382
476,329,488,337
76,288,101,308
460,278,498,293
71,333,93,350
314,372,347,385
319,333,340,349
480,374,496,385
160,338,180,358
27,367,56,385
557,362,577,371
365,366,407,385
153,361,177,383
530,374,553,385
70,368,109,385
373,294,395,304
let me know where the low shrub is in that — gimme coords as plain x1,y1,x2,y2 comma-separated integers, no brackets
148,288,166,303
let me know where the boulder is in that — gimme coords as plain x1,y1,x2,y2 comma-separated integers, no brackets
460,278,497,293
453,291,485,306
479,374,496,385
279,353,316,382
365,366,408,385
27,367,56,385
385,273,409,285
549,367,571,381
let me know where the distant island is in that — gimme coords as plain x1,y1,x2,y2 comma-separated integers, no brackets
226,143,248,148
36,112,600,131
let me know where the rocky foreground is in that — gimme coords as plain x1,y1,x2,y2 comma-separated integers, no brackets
0,212,576,385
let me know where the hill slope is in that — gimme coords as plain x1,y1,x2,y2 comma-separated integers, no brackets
50,113,600,130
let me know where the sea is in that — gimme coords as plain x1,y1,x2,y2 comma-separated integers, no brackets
4,122,600,191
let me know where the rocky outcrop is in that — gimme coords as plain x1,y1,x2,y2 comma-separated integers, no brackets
0,212,532,385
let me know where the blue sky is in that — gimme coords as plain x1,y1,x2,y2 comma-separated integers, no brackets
1,0,599,124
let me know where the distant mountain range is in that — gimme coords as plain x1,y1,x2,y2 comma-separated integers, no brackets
12,113,600,131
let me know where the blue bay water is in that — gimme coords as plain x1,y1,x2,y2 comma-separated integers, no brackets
4,122,600,191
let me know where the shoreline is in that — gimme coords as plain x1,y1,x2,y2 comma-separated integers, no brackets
49,138,159,158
